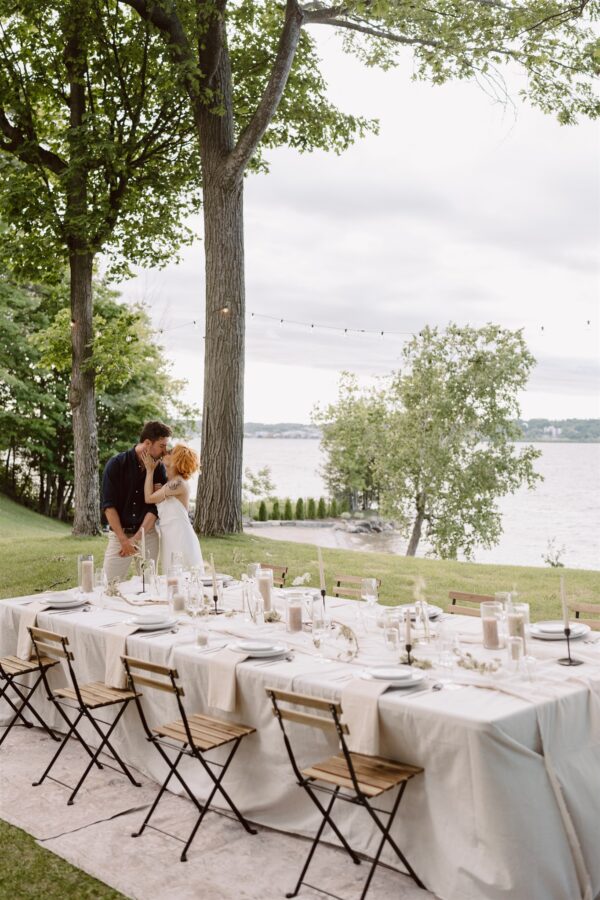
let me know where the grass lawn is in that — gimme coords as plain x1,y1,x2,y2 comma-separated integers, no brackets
1,491,598,899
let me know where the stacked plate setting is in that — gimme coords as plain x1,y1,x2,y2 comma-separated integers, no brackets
232,640,288,660
42,591,88,610
129,612,178,631
530,620,591,641
397,603,443,621
360,666,426,687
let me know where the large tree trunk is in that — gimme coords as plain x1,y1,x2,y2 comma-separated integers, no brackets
193,27,245,536
64,8,100,535
406,493,426,556
69,250,100,534
194,175,245,535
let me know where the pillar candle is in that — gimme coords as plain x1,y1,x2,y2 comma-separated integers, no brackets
482,616,500,650
287,603,303,633
317,546,326,592
257,571,273,612
141,526,146,563
81,560,94,594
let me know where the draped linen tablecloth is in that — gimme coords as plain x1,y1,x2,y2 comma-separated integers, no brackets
2,586,600,900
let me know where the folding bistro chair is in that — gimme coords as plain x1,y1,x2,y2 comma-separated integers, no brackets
447,590,494,617
29,626,141,805
569,600,600,630
0,652,61,748
259,563,288,588
122,656,257,861
266,688,425,900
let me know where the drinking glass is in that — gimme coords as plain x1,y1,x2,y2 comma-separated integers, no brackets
361,578,378,607
246,563,261,579
481,601,504,650
507,636,524,673
312,612,329,661
383,625,399,658
91,568,107,610
185,584,202,636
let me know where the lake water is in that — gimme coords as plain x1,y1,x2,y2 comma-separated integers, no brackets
189,439,600,571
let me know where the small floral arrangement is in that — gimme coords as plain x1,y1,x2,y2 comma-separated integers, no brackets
265,609,282,623
291,572,312,586
106,579,127,601
399,653,433,670
454,649,501,675
330,622,359,661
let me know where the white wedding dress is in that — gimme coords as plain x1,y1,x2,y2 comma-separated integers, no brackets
158,495,204,573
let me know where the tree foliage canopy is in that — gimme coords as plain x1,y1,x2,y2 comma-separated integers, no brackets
314,324,542,559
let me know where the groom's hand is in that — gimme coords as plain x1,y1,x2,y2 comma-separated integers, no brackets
119,536,138,558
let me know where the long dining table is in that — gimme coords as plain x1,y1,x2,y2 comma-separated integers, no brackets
1,580,600,900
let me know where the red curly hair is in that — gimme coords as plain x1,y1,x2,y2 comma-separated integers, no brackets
169,444,200,480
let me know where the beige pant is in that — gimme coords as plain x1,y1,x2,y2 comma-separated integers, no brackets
103,528,160,583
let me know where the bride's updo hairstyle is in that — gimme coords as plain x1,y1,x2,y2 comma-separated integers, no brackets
170,444,200,480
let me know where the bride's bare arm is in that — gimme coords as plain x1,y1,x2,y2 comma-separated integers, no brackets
141,450,167,503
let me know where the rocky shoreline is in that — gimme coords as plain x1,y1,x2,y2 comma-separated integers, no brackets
244,515,398,535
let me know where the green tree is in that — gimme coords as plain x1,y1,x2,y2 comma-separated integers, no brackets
0,0,200,533
317,497,327,519
376,324,542,558
0,274,196,519
313,373,385,511
295,497,305,521
258,500,268,522
242,465,276,518
283,498,293,521
329,498,339,519
306,498,316,519
271,499,281,520
117,0,597,537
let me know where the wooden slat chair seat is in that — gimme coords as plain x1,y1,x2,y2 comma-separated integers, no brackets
0,653,61,749
154,714,254,752
447,591,494,618
259,563,288,588
333,575,382,601
569,600,600,631
55,681,139,710
266,687,425,900
122,656,257,861
29,627,142,805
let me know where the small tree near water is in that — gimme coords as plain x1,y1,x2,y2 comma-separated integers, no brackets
317,498,327,519
295,498,305,521
283,499,293,521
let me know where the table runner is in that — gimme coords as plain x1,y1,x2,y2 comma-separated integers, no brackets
104,624,138,689
16,601,49,660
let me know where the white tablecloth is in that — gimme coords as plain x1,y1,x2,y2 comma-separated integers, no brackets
2,586,600,900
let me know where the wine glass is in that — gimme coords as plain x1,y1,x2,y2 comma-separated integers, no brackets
312,613,329,661
185,583,202,637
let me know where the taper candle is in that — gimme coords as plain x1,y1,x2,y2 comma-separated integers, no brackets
560,576,569,629
317,546,326,592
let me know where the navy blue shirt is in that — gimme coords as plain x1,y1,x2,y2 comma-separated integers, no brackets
101,447,168,529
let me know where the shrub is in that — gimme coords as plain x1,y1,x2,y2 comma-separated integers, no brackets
271,499,281,520
306,498,316,519
329,498,338,518
295,497,305,520
317,497,327,519
283,498,293,520
258,501,268,521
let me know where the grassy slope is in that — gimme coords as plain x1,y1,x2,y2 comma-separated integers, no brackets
1,491,598,898
2,492,598,618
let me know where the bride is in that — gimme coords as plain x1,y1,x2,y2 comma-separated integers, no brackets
141,444,204,573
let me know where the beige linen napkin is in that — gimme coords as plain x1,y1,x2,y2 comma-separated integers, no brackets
16,602,50,660
341,678,390,755
206,649,250,712
104,624,138,689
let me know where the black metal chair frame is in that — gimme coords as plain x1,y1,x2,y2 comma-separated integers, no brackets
0,655,61,748
266,688,425,900
29,626,141,805
122,655,257,862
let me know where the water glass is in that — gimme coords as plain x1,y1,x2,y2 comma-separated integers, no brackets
383,625,399,657
361,578,378,607
312,616,329,660
246,563,261,579
91,568,106,609
507,636,524,672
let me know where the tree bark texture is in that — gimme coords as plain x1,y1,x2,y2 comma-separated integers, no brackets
64,7,101,535
406,494,426,556
194,174,245,535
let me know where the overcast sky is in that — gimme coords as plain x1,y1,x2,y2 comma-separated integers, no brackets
119,32,600,424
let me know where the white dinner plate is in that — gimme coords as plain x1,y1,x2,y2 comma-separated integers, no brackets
128,617,178,632
237,640,277,652
530,621,590,641
45,596,88,609
363,666,414,682
232,642,288,658
397,603,443,620
200,574,233,585
132,612,170,626
360,668,426,688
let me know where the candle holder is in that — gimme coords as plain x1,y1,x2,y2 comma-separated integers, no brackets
405,642,413,666
211,593,224,615
557,627,583,666
320,588,326,612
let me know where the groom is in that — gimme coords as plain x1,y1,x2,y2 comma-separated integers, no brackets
101,420,172,582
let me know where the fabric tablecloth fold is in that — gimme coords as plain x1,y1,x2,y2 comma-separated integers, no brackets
104,624,138,689
206,648,250,712
16,602,50,660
